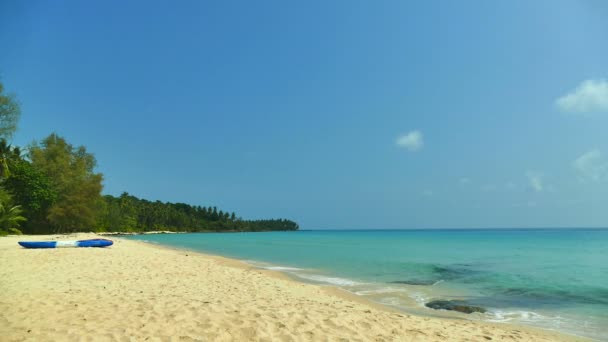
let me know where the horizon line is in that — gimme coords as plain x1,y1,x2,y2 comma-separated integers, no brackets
301,227,608,231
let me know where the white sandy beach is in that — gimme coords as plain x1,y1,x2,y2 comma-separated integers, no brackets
0,234,588,341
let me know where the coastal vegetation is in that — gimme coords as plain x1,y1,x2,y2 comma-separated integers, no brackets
99,193,298,233
0,81,298,235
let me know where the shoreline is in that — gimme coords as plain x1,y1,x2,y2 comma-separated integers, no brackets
124,235,593,341
1,233,589,341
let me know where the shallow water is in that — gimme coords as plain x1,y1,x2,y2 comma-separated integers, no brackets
125,229,608,340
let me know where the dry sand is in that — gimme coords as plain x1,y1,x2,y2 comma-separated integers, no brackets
0,234,588,341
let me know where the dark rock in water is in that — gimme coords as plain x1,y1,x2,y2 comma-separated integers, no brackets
390,280,437,286
432,265,476,280
429,264,490,284
425,300,486,314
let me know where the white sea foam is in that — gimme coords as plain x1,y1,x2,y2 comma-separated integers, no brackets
243,260,269,267
482,310,603,339
485,310,548,323
408,292,430,305
354,287,409,296
293,273,361,286
377,297,404,306
244,260,303,271
264,266,305,272
242,259,360,286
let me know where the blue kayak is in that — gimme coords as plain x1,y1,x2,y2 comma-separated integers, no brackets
18,239,114,249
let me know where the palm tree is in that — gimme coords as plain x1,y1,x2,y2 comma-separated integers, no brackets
0,201,26,234
0,187,26,234
0,138,20,179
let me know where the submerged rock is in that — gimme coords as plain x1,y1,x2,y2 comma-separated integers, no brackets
425,300,486,314
389,280,437,286
432,265,479,280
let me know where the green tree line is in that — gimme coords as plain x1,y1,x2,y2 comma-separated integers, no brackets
99,192,298,233
0,81,298,235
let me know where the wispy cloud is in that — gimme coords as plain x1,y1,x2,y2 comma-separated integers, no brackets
573,149,608,182
396,130,423,152
556,79,608,114
526,171,544,192
422,189,434,197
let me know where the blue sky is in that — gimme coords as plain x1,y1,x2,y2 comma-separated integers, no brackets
1,1,607,228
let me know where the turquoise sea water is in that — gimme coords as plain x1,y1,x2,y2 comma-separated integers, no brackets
125,229,608,340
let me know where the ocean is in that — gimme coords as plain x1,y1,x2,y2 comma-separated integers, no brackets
125,229,608,340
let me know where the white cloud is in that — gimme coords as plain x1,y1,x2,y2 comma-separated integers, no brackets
573,149,608,182
422,189,433,197
526,171,544,192
556,79,608,114
396,130,423,152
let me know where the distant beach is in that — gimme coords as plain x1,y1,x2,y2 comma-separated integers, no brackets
0,233,588,341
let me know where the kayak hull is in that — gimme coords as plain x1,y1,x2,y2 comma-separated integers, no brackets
18,239,113,249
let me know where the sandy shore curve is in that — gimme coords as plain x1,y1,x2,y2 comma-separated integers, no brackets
0,234,588,341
